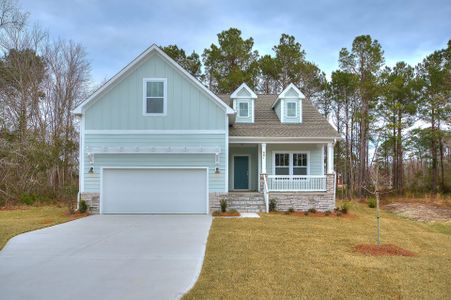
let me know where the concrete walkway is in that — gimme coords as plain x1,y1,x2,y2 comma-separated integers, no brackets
0,215,212,300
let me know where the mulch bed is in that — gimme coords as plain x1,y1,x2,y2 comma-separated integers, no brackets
354,244,416,256
212,211,241,217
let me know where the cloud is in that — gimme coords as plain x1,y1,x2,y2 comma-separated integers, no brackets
21,0,451,83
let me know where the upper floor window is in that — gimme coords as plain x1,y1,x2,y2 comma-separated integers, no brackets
238,102,249,117
143,78,166,115
286,101,298,117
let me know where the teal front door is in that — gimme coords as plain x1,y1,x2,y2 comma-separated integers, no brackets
234,156,249,190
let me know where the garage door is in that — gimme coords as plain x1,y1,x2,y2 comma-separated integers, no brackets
101,168,208,214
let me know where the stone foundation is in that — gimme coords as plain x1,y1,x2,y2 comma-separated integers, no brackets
210,192,265,213
80,192,100,214
269,173,336,212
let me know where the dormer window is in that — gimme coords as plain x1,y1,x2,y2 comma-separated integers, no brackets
143,78,167,116
286,101,298,117
272,83,304,124
238,102,249,117
230,83,257,124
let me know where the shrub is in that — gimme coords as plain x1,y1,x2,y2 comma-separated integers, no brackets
269,198,277,212
287,207,295,213
336,210,343,217
78,200,88,213
308,208,317,214
220,198,228,213
325,210,331,216
304,211,309,216
228,208,239,215
368,197,376,208
212,210,222,216
19,193,37,205
339,201,351,214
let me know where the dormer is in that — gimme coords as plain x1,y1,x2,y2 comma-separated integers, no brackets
272,83,304,124
231,83,257,123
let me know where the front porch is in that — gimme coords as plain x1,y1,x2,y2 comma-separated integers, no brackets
218,140,336,212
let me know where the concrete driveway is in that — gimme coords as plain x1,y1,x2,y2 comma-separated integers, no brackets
0,215,212,300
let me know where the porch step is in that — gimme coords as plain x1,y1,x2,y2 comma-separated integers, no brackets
224,192,265,213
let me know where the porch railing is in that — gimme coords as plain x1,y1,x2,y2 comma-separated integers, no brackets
267,175,327,192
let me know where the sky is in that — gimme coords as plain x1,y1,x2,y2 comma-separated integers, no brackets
21,0,451,85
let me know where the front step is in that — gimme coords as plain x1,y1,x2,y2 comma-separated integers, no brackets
224,192,265,213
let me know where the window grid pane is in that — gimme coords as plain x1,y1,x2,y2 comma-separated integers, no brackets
275,153,289,167
287,102,297,117
293,153,307,166
146,98,164,113
239,102,249,117
147,81,164,97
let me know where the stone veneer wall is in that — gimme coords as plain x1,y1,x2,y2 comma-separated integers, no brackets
268,173,336,212
80,192,100,214
82,174,335,215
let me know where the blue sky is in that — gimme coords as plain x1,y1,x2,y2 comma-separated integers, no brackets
22,0,450,84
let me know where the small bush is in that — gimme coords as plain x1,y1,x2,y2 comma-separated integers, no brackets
368,197,376,208
308,208,317,214
325,210,331,216
336,210,343,217
304,211,309,216
339,201,351,214
19,193,37,205
212,210,222,216
287,207,295,213
220,198,228,213
78,200,88,213
269,198,277,212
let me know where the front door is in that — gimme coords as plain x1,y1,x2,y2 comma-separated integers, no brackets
234,156,249,190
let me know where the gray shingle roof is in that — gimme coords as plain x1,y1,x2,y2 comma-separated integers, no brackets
218,94,340,138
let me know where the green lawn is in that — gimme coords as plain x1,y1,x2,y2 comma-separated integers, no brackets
0,206,86,250
184,203,451,299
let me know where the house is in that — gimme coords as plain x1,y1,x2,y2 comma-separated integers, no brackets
72,45,340,214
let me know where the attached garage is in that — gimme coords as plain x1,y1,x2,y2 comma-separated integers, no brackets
100,168,208,214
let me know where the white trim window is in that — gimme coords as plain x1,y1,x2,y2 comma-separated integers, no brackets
286,101,298,117
273,152,309,175
274,153,290,175
293,153,308,175
238,102,249,117
143,78,167,115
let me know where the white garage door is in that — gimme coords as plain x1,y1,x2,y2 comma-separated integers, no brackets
101,168,208,214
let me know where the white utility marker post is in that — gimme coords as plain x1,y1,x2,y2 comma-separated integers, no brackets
327,142,334,174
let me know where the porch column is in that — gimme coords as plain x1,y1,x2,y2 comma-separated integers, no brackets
261,143,267,174
327,142,334,174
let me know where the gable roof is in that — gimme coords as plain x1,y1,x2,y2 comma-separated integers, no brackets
72,44,234,115
219,94,340,138
272,83,305,108
230,83,258,99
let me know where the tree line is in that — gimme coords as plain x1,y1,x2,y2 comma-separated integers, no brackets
0,0,449,207
0,0,89,207
162,28,450,197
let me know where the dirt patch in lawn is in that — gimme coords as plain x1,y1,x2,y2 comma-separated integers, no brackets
354,244,416,257
384,203,451,222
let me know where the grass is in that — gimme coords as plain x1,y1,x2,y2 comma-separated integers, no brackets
0,206,86,250
184,203,451,299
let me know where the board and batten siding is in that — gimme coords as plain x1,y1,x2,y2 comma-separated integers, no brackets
84,53,226,130
266,144,324,175
83,134,226,193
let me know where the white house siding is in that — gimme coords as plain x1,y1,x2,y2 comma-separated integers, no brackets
83,133,226,194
